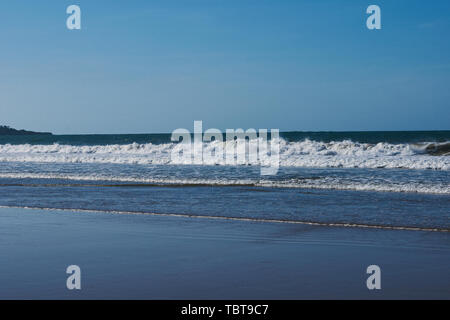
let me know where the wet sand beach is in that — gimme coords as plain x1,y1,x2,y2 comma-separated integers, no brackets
0,207,448,299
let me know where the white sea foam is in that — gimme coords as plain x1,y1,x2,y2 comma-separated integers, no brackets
0,139,449,170
0,172,448,194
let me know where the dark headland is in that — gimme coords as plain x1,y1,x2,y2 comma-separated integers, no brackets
0,125,52,135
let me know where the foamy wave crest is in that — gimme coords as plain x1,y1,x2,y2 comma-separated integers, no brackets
278,139,449,170
0,139,449,170
0,173,448,194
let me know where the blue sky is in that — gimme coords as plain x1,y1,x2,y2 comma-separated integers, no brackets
1,0,449,134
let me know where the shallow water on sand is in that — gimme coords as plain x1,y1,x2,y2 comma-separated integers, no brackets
0,207,449,299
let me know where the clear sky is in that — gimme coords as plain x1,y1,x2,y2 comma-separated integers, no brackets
1,0,449,134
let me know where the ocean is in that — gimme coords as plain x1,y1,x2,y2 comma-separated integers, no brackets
0,131,449,232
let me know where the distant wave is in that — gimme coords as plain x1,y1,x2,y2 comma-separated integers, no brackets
0,172,448,194
0,139,449,170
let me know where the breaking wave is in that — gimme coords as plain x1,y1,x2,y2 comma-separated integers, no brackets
0,139,449,170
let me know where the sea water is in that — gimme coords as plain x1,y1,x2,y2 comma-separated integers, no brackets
0,131,448,231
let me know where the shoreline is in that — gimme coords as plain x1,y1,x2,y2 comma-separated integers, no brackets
0,205,448,233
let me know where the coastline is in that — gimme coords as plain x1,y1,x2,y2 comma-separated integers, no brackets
1,206,448,299
0,125,52,136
